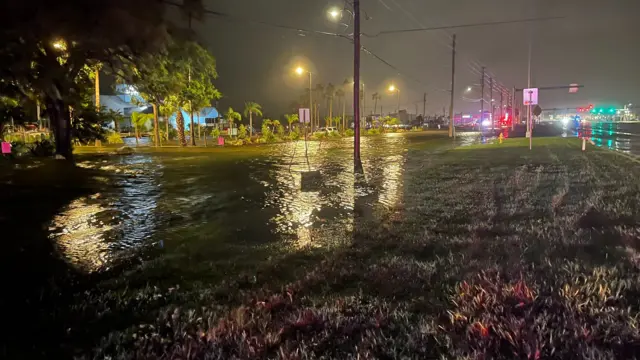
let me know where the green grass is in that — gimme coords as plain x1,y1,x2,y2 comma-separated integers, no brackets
80,137,640,359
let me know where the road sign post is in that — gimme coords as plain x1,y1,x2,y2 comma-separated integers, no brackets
299,108,310,124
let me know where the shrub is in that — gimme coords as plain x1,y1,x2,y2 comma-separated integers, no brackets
276,125,285,138
410,126,422,132
256,137,267,144
367,128,381,135
107,132,124,144
29,139,55,157
288,130,300,141
328,130,341,138
311,131,327,140
344,129,355,137
9,141,29,157
210,128,221,138
238,125,248,140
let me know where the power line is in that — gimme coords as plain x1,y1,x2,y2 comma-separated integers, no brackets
366,16,565,37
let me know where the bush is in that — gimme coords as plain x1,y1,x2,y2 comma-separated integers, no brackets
288,130,300,141
367,128,381,135
256,137,267,144
344,129,355,137
29,139,55,157
276,125,285,138
238,125,248,140
410,126,422,132
107,132,124,144
210,128,221,138
311,131,327,140
328,130,341,138
8,141,29,157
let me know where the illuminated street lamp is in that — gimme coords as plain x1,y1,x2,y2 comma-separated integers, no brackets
295,66,313,131
466,86,472,92
328,9,340,19
388,85,400,115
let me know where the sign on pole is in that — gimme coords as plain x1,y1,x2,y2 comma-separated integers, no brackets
523,88,538,105
299,108,310,123
569,83,579,93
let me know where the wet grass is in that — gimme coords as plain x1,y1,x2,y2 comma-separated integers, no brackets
76,137,640,359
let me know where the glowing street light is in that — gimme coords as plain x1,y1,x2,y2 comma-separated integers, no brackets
466,86,472,92
328,9,340,19
295,66,304,75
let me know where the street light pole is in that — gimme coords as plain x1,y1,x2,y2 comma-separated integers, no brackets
396,89,400,115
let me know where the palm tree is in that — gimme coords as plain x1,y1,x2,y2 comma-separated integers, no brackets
225,107,242,138
284,113,299,133
131,112,153,147
325,83,335,127
243,101,262,138
372,92,382,115
313,83,324,129
335,89,346,131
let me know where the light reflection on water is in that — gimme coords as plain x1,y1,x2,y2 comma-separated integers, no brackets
49,134,450,273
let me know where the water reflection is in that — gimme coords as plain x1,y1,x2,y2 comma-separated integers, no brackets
50,155,161,273
586,122,640,154
49,134,448,273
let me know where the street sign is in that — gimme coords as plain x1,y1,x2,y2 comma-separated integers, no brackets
533,105,542,116
299,108,310,123
523,88,538,105
569,83,579,93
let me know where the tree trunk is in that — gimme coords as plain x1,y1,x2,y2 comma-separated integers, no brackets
48,98,73,160
135,125,139,147
176,110,187,146
249,112,253,138
329,98,333,125
152,103,160,147
190,111,196,146
342,99,346,131
202,114,207,147
95,69,100,111
165,117,169,141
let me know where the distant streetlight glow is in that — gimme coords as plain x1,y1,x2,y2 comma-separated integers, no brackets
388,85,396,92
466,86,472,92
295,66,304,75
52,39,67,51
329,9,340,18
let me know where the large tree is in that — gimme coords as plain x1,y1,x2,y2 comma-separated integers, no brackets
0,0,170,159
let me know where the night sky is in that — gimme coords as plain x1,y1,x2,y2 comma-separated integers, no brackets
172,0,640,117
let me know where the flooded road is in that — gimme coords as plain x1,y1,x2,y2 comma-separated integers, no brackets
585,122,640,155
50,133,468,275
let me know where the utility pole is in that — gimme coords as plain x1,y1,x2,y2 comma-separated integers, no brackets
480,67,485,130
353,0,361,171
448,34,456,138
423,92,426,119
511,87,516,131
500,91,503,120
489,76,494,131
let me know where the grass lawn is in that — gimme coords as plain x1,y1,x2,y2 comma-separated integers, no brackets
81,137,640,359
